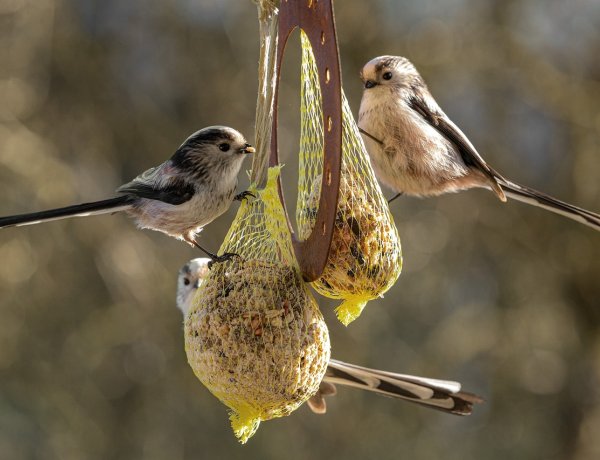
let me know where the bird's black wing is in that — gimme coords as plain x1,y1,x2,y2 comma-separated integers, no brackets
118,170,195,206
409,95,600,227
408,95,506,199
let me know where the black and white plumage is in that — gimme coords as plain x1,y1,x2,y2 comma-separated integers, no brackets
319,359,481,416
176,258,482,416
358,56,600,231
0,126,254,256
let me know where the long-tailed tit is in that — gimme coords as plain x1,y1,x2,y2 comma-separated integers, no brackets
0,126,255,261
177,258,482,415
359,56,600,231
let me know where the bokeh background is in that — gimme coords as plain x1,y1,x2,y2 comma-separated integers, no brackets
1,0,600,458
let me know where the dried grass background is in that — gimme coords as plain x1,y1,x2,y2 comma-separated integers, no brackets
0,1,599,459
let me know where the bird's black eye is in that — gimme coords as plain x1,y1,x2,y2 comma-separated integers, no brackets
382,71,393,80
183,277,190,286
218,143,230,152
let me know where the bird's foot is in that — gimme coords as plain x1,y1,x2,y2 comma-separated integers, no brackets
234,190,255,202
207,252,241,269
358,127,384,145
188,239,239,268
388,192,403,203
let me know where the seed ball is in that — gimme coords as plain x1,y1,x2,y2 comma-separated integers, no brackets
185,259,330,443
303,173,402,325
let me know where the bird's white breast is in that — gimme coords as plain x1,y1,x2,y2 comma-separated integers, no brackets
131,178,236,240
359,89,470,196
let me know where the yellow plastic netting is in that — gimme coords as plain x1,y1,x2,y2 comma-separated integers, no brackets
184,167,330,444
297,31,402,326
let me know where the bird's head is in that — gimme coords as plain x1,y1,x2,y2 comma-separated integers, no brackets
171,126,254,181
176,257,211,316
360,56,423,93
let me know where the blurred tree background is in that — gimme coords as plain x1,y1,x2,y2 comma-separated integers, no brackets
1,0,599,459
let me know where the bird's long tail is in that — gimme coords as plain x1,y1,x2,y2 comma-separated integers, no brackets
0,196,133,229
323,359,482,415
497,179,600,231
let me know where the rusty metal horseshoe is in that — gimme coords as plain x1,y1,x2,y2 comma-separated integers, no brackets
269,0,342,282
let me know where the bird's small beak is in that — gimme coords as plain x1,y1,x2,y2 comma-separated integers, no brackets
365,80,377,89
193,279,200,289
242,144,255,154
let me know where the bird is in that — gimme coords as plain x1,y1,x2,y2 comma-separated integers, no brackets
0,126,255,262
358,55,600,231
177,258,482,415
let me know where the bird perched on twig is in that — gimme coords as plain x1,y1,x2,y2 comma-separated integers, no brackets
177,258,482,415
358,55,600,231
0,126,255,262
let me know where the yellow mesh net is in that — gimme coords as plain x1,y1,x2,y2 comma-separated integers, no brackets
297,31,403,325
184,167,330,444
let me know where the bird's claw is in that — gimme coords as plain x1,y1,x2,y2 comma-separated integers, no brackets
207,252,241,269
388,192,403,203
359,127,384,145
234,191,255,202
